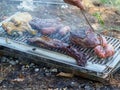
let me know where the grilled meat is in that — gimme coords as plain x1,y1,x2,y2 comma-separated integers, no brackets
41,27,57,35
29,36,87,66
70,27,114,58
94,44,114,58
105,44,114,57
29,18,70,35
11,12,32,26
2,22,36,36
29,18,61,30
94,45,106,58
70,28,107,48
59,26,70,35
2,12,36,36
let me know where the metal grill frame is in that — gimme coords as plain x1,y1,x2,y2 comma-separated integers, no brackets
0,12,120,82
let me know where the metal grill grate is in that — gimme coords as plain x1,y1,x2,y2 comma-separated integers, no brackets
0,26,120,65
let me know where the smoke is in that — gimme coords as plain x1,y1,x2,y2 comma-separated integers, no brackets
17,0,35,11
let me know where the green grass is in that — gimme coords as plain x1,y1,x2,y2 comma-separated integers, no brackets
100,0,120,9
92,12,104,26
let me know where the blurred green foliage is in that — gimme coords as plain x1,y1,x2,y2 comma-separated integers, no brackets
92,12,104,26
100,0,120,9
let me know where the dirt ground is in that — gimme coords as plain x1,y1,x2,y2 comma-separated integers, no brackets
0,0,120,90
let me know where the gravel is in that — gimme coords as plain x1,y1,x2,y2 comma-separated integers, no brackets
0,56,120,90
